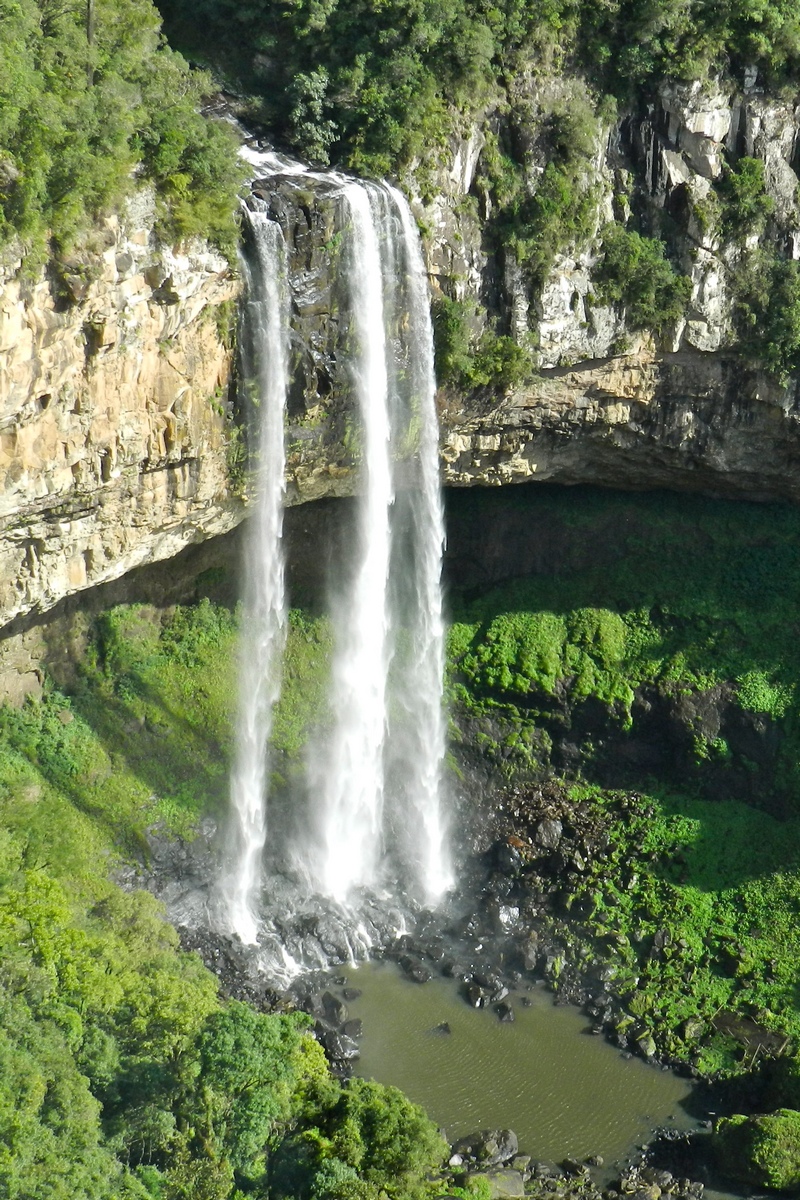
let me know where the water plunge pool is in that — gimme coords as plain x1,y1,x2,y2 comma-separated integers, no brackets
342,962,694,1172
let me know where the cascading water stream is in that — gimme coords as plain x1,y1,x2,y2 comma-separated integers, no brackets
222,204,289,944
309,181,395,901
217,142,452,949
305,179,451,906
386,187,453,901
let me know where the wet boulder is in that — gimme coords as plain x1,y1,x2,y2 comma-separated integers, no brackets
322,991,348,1024
401,956,432,984
455,1129,519,1168
466,983,490,1008
300,992,328,1019
491,841,523,875
495,1001,515,1023
320,1029,360,1061
535,818,563,850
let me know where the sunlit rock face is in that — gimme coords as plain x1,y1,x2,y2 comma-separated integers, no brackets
3,72,800,670
0,186,243,632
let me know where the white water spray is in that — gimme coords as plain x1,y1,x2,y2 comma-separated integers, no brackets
310,182,395,901
223,206,289,943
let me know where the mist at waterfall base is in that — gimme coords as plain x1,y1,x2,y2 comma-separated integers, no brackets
216,161,453,979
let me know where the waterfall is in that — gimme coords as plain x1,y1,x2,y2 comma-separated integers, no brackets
304,179,451,905
222,205,289,944
309,182,395,901
220,142,452,944
386,187,453,901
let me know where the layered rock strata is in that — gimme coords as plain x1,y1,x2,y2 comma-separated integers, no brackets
0,188,241,643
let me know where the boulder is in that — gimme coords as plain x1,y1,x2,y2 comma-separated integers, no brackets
322,991,348,1024
535,818,563,850
455,1129,519,1167
470,1170,525,1198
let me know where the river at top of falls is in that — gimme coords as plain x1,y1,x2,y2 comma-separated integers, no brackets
222,144,452,958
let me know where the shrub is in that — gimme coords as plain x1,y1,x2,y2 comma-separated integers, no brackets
0,0,244,262
732,250,800,380
593,223,691,335
432,297,534,392
717,157,775,239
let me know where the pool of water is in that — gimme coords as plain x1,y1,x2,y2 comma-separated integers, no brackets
343,962,694,1171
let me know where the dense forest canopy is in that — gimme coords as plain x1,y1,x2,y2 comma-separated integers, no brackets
156,0,800,174
0,0,244,261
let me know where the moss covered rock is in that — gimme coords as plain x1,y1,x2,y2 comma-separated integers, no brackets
715,1109,800,1189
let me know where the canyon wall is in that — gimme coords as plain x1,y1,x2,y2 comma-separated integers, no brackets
3,75,800,697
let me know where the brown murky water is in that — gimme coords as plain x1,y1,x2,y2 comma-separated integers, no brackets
344,962,694,1171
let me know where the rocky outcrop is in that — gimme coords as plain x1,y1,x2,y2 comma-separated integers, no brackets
252,99,800,509
440,349,800,501
0,187,242,637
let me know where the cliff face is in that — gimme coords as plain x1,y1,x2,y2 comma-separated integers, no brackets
3,74,800,683
256,76,800,506
425,77,800,498
0,188,242,638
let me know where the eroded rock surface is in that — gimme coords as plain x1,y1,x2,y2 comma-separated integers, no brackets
0,187,242,633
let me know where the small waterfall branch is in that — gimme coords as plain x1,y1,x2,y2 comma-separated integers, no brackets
223,204,289,943
388,187,453,901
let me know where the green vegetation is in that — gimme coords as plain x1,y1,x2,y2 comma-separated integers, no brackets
448,487,800,795
443,486,800,1072
0,599,451,1200
432,297,534,392
157,0,800,179
0,0,245,264
593,224,691,336
717,157,775,239
715,1109,800,1188
567,786,800,1069
479,96,605,287
8,482,800,1194
732,251,800,381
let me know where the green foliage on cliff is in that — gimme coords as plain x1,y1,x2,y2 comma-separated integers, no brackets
593,224,691,335
579,0,800,91
432,297,534,392
156,0,800,180
0,0,245,263
717,157,775,239
732,251,800,380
